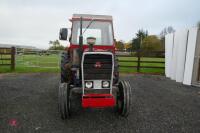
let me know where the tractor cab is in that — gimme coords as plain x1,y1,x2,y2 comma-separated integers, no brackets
58,14,131,119
60,14,115,52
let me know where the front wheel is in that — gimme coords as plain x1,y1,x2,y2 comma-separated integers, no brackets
58,83,71,119
116,80,132,117
61,51,70,83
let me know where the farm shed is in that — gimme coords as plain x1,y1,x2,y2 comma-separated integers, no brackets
165,27,200,87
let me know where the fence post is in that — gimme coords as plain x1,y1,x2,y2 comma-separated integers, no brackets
11,47,15,70
137,49,141,72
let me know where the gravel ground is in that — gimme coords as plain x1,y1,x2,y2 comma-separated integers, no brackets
0,73,200,133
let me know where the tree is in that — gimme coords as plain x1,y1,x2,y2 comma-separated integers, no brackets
141,35,164,51
160,26,175,38
131,29,148,51
49,40,65,50
124,41,132,51
115,40,125,51
140,35,164,57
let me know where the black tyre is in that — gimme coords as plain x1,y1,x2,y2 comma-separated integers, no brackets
117,80,131,117
58,83,71,119
114,55,119,84
61,51,70,83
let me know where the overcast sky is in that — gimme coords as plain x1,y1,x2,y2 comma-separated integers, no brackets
0,0,200,49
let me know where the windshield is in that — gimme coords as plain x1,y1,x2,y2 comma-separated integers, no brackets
71,21,113,45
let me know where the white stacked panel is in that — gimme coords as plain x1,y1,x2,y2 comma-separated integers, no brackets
175,29,189,82
183,27,199,85
165,33,174,78
171,31,179,80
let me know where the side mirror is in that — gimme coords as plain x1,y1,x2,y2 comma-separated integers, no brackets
59,28,68,40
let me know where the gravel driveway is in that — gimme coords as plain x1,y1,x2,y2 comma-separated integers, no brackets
0,73,200,133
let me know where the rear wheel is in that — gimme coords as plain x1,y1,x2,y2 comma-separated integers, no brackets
58,83,71,119
116,80,131,117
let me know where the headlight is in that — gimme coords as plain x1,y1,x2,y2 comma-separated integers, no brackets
102,81,110,88
85,81,93,88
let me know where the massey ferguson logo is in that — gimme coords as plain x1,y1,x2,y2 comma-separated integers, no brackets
94,62,101,68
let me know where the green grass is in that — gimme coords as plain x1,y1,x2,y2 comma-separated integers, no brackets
0,54,60,73
0,54,165,74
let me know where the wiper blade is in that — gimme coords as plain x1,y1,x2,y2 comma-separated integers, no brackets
82,19,94,34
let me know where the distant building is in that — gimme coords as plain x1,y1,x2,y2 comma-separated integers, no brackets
0,43,39,50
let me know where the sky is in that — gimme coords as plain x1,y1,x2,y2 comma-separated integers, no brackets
0,0,200,49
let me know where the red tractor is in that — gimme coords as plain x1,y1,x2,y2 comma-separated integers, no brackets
58,14,131,119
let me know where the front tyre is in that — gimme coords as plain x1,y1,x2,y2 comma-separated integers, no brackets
58,83,71,119
61,51,69,83
117,80,132,117
114,55,119,84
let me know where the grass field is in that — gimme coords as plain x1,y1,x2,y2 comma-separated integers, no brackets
0,54,60,73
0,54,165,74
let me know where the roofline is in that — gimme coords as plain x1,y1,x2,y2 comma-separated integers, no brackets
70,14,113,22
70,18,113,22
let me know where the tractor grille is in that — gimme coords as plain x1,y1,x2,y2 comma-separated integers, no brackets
83,54,113,80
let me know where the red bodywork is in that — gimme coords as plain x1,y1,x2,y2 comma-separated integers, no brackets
69,16,116,108
69,44,115,53
72,42,116,108
82,94,115,108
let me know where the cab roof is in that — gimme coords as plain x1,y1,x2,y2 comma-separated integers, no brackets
71,14,113,22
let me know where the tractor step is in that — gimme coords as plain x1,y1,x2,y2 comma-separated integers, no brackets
82,94,115,108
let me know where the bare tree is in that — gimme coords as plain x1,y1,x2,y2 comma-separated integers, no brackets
160,26,175,38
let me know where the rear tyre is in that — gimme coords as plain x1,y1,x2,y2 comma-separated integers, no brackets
58,83,71,119
61,51,69,83
117,80,131,117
